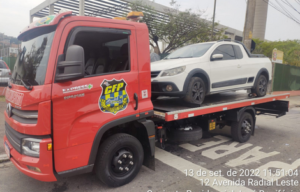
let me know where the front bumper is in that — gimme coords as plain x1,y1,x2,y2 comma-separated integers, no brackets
3,135,57,182
151,81,185,97
151,71,187,97
0,77,9,86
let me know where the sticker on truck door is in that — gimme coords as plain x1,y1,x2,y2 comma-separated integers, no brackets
99,79,129,115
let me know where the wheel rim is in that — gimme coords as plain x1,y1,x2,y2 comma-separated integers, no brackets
258,77,267,95
111,148,135,177
241,119,252,137
192,81,204,102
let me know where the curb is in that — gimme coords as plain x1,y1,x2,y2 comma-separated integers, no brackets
0,154,10,163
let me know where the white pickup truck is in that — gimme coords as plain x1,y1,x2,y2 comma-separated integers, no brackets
151,40,272,104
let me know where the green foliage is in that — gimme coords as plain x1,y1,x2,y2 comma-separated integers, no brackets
253,39,300,67
130,0,227,54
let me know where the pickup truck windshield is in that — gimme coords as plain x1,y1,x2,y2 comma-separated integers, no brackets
11,30,55,86
165,43,214,59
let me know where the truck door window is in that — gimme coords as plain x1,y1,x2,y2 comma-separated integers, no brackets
68,27,130,76
233,45,243,59
212,45,235,60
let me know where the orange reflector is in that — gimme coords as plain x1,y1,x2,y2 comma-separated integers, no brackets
157,126,163,129
47,143,52,151
145,112,149,115
149,135,155,138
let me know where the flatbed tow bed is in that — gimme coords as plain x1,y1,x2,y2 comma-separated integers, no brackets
153,93,290,121
152,93,290,145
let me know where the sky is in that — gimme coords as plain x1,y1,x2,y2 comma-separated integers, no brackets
0,0,300,41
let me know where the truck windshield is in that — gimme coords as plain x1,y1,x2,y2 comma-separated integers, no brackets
11,30,55,86
165,43,214,59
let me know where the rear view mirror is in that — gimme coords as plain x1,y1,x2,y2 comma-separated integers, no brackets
211,54,223,61
55,45,85,82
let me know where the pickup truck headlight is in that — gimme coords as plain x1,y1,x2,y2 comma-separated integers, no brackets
22,138,41,158
161,66,186,77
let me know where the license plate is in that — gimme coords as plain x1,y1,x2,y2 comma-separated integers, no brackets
209,119,216,131
4,142,10,158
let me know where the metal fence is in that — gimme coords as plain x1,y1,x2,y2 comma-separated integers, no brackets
2,56,16,71
273,63,300,91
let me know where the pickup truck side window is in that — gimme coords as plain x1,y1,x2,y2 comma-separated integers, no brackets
212,45,235,60
66,27,131,76
233,45,243,59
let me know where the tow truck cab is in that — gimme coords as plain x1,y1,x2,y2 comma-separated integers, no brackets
3,12,155,185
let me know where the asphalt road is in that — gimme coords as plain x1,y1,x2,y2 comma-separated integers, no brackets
0,100,300,192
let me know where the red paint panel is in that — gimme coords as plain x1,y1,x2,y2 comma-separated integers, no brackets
4,136,56,182
5,100,51,135
54,142,93,172
165,94,290,121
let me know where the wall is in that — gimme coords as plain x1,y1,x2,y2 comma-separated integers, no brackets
273,63,300,92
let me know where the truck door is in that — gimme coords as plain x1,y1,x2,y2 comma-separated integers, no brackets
210,44,246,91
51,23,140,172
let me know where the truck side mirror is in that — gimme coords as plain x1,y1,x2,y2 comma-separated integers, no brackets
211,54,223,61
55,45,85,82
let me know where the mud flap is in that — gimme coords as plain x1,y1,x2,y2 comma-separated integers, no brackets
137,119,155,171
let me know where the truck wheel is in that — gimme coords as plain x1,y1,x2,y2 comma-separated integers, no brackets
168,126,203,142
252,75,268,97
95,133,144,187
231,112,254,143
184,77,206,105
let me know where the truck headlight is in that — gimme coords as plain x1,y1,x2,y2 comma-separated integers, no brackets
161,66,186,77
22,138,41,158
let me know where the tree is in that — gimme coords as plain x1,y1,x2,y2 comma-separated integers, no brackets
253,39,300,66
130,0,227,54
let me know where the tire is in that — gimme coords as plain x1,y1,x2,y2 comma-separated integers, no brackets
231,112,254,143
184,77,206,105
252,75,268,97
167,126,203,142
151,95,159,100
95,133,144,187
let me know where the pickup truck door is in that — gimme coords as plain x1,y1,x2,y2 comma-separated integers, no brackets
234,44,259,85
51,22,140,173
210,44,246,91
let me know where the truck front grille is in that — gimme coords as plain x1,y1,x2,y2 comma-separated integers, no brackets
151,71,161,78
10,107,38,124
5,123,22,153
5,122,51,154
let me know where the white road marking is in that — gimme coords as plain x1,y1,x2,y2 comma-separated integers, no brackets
180,135,231,152
155,147,253,192
202,142,253,160
257,158,300,181
225,146,280,167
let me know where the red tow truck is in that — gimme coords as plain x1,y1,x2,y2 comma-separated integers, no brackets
3,12,289,187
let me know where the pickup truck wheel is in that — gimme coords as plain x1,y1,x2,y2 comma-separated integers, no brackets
184,77,206,105
252,75,268,97
95,133,144,187
231,112,253,143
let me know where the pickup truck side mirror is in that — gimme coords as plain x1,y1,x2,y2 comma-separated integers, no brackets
55,45,85,82
211,54,223,61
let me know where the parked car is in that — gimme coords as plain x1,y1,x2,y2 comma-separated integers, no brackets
151,40,272,104
0,60,11,86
